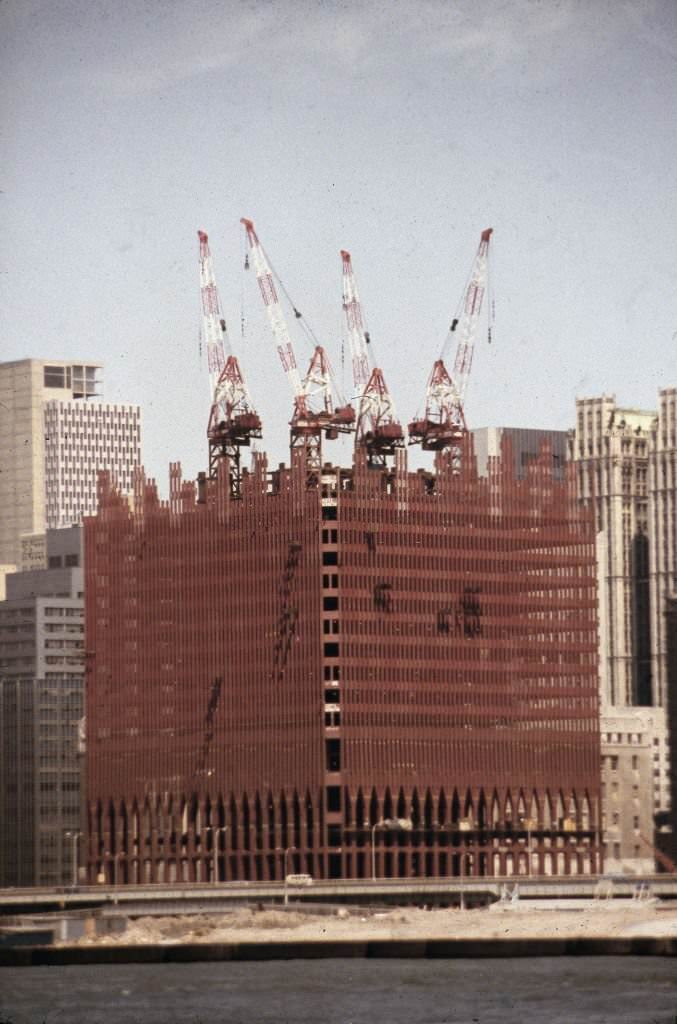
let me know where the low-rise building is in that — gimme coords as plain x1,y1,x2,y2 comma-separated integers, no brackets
600,707,665,874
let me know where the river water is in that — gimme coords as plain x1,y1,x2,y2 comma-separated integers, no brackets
1,957,675,1023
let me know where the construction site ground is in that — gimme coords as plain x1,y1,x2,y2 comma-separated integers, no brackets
68,899,677,947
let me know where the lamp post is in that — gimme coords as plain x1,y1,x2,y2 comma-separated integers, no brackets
207,826,228,883
371,817,413,880
519,817,536,877
105,849,121,886
283,846,294,906
455,819,471,909
64,830,81,887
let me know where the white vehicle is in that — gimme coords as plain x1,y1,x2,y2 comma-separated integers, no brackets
285,873,313,887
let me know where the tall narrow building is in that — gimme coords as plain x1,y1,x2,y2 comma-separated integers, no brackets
572,395,655,708
649,388,677,713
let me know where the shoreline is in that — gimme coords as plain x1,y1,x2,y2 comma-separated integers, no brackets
1,935,676,965
2,903,677,964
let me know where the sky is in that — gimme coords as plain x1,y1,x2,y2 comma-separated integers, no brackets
2,0,677,488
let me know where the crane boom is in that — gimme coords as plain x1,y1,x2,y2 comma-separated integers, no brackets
341,249,371,398
240,218,304,397
449,227,493,401
198,230,227,395
409,228,493,452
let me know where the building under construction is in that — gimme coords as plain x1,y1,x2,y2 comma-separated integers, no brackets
84,223,602,883
84,440,601,884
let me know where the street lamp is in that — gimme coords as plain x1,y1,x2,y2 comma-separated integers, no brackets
455,819,472,909
64,830,81,887
283,846,295,906
371,818,413,880
104,849,122,886
207,826,228,883
519,817,536,877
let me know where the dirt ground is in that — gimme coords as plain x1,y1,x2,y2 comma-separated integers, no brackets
73,900,677,946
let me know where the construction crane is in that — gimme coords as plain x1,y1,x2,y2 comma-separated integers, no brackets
198,230,262,493
241,218,354,484
341,250,403,468
409,228,493,454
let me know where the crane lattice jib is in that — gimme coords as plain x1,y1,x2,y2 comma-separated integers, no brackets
341,250,371,399
198,231,227,395
448,228,492,402
241,218,304,398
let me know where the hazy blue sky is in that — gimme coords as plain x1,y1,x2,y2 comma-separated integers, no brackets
2,0,676,486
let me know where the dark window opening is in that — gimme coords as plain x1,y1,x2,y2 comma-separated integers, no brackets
326,738,341,772
328,824,342,847
44,366,65,388
326,787,342,812
323,595,339,611
324,642,340,658
322,505,337,521
322,550,338,566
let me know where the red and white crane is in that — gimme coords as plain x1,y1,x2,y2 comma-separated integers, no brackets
409,228,493,452
241,217,353,483
341,249,403,467
198,230,262,490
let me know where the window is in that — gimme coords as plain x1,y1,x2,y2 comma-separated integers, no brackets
325,739,341,772
326,787,341,812
44,366,66,388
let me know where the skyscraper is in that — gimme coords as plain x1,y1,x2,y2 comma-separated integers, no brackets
0,359,141,566
84,448,600,885
649,388,677,713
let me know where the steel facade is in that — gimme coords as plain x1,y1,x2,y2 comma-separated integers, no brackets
85,440,601,883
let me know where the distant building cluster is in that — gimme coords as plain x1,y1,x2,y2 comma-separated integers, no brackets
571,390,677,870
0,355,675,885
0,359,141,886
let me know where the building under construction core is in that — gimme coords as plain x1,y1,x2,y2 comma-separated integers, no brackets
85,440,601,884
